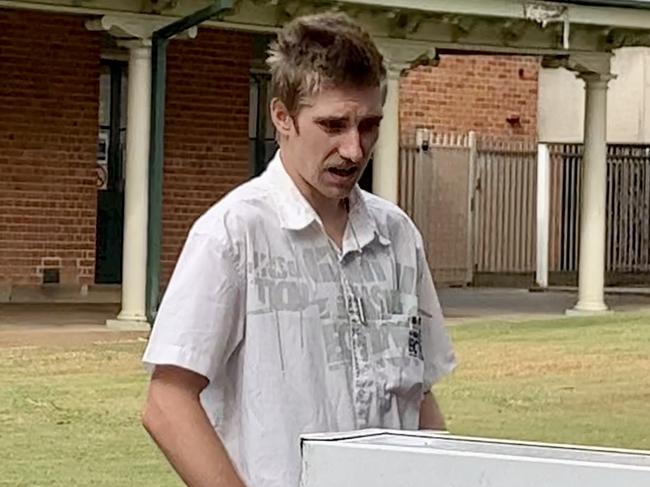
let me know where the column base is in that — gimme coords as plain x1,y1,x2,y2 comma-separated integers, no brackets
565,302,611,316
106,315,150,331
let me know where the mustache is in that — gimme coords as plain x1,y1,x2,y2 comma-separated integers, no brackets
325,159,361,170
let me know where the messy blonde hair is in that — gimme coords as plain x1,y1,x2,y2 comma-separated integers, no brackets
266,12,386,116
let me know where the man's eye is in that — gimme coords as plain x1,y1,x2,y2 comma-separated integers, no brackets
320,120,346,133
359,120,381,133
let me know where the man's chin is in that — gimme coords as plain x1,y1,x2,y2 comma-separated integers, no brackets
322,185,354,201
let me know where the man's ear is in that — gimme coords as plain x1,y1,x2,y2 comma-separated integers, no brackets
270,98,295,137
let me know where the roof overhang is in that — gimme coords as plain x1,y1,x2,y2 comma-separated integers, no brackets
4,0,650,55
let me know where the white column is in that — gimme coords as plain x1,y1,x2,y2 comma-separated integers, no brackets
372,40,437,204
107,41,152,330
571,73,613,313
536,143,550,289
372,64,403,204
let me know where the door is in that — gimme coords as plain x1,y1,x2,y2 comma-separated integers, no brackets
95,61,127,284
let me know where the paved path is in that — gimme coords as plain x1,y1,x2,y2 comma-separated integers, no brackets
438,287,650,325
1,288,649,347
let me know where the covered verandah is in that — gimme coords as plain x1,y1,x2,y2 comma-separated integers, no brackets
7,0,650,326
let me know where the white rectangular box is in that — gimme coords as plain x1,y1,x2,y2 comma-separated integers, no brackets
300,429,650,487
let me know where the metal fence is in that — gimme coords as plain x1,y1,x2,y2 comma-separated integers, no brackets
548,144,581,272
399,133,650,285
399,133,473,285
473,138,538,273
549,143,650,273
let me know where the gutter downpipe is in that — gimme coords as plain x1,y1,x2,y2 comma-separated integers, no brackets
146,0,235,324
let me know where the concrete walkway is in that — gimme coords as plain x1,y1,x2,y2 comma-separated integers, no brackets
1,288,649,346
0,303,119,329
0,303,143,348
438,287,650,325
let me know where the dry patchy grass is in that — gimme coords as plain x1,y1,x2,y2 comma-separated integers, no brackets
437,312,650,450
1,311,649,485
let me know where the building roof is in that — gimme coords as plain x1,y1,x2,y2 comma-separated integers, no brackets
565,0,650,8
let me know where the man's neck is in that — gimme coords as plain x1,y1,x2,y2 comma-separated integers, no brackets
296,178,349,248
318,198,349,250
314,193,348,224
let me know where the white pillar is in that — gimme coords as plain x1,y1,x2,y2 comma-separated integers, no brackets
373,64,403,204
571,73,613,313
536,143,550,289
107,41,152,330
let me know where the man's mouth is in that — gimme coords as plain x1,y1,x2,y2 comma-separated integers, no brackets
327,166,357,177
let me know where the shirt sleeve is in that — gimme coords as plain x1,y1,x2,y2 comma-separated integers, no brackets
142,229,245,383
416,238,457,391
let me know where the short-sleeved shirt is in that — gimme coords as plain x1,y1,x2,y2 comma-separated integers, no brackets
143,151,456,487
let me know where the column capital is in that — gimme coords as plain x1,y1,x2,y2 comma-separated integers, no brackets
385,62,408,80
544,52,615,80
118,39,153,51
86,14,197,41
375,38,438,77
576,71,616,87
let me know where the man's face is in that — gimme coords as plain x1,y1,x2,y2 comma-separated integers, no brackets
274,85,383,203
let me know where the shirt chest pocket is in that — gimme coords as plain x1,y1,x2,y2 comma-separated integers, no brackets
366,313,425,397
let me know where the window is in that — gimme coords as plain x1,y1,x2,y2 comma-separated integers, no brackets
97,61,127,191
249,73,277,177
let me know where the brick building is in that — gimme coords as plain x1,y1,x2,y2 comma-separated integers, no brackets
0,7,541,304
1,10,101,290
2,0,643,322
401,55,539,139
0,9,254,303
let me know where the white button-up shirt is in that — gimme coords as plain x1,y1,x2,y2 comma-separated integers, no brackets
143,151,456,487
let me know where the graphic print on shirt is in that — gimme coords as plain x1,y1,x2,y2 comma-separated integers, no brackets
246,245,420,372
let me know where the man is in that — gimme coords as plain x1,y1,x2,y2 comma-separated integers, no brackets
142,12,456,487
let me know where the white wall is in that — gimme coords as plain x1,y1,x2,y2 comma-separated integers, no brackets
538,47,650,143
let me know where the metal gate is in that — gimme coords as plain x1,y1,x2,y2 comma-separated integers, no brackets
473,138,538,274
399,133,473,285
399,135,650,285
549,143,650,273
400,133,538,282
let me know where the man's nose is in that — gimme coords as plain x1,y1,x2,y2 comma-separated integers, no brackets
338,129,363,163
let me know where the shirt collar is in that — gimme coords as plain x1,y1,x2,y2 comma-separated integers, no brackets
263,152,319,231
346,184,391,250
262,151,391,249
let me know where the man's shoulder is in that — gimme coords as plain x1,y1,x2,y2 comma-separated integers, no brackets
360,189,418,232
191,177,275,238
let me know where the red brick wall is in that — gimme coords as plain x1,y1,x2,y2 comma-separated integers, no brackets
0,9,100,286
0,10,541,292
162,28,253,283
400,54,539,139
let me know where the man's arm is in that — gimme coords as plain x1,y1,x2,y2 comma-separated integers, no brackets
142,365,246,487
418,390,446,431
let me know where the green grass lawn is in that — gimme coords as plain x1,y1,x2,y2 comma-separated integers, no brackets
1,312,649,485
0,339,180,487
437,312,650,450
